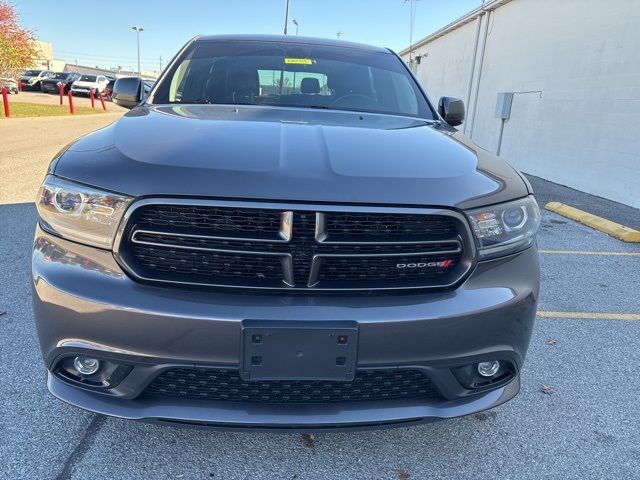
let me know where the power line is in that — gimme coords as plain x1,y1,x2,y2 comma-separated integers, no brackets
56,49,159,60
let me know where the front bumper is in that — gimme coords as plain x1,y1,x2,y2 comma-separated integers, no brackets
32,227,539,431
41,83,60,92
71,87,92,95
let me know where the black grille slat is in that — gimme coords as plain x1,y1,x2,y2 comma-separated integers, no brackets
119,202,469,290
130,245,284,286
291,212,317,285
319,254,458,283
136,205,282,240
144,368,439,404
324,212,458,242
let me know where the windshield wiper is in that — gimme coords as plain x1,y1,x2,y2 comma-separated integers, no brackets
179,98,212,104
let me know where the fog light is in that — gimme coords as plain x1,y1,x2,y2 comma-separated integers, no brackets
73,357,100,375
477,360,500,377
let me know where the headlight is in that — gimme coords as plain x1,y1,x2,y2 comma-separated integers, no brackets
36,175,132,249
466,196,540,260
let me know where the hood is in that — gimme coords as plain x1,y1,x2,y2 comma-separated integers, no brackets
53,105,528,209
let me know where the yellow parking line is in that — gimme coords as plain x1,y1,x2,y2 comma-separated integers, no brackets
545,202,640,242
539,249,640,256
538,311,640,321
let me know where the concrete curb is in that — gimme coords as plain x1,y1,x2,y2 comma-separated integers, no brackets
545,202,640,243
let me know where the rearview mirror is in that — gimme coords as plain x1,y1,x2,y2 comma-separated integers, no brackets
112,77,143,109
438,97,465,127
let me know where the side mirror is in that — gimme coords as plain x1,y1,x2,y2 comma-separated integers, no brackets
438,97,465,127
112,77,143,109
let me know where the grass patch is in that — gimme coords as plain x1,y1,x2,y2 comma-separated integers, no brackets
1,102,107,118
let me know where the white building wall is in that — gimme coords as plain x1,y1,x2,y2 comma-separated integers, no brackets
410,21,478,110
403,0,640,208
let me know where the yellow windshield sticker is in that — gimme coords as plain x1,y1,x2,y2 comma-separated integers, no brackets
284,58,313,65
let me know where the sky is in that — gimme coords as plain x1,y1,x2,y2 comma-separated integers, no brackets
15,0,481,73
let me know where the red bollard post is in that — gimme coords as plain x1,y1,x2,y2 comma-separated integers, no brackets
18,79,22,92
67,91,74,114
98,91,107,111
89,89,95,108
59,84,64,105
2,87,10,117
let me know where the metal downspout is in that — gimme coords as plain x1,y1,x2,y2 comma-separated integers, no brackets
468,9,491,139
463,14,483,134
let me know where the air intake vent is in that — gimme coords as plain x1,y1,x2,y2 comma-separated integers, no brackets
143,368,440,404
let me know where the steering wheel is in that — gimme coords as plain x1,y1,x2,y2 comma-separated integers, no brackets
331,93,372,107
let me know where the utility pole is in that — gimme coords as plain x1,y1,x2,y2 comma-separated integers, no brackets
159,56,163,72
132,26,144,77
405,0,419,64
283,0,290,35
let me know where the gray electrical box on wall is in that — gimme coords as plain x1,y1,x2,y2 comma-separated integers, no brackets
495,92,514,119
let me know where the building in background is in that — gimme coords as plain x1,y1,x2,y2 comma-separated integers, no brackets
401,0,640,208
30,39,158,79
32,40,65,71
63,64,157,81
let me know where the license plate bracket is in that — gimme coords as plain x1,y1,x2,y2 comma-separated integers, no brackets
241,320,358,381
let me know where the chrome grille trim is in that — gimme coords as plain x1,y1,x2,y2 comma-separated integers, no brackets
113,198,476,292
131,229,291,249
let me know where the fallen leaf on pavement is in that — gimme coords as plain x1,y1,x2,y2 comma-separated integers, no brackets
539,384,556,394
396,468,410,480
300,433,315,448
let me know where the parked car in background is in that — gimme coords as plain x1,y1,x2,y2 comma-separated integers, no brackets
143,80,154,97
70,74,109,96
40,72,81,94
20,69,54,90
104,78,116,99
0,77,19,94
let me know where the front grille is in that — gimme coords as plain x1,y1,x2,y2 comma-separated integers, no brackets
116,200,473,291
143,368,440,404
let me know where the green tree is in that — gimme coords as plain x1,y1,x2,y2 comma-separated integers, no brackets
0,2,40,77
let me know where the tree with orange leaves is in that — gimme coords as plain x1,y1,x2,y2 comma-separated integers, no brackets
0,1,40,77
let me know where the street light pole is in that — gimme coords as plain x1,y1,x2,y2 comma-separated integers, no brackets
283,0,290,35
292,19,299,35
132,26,144,77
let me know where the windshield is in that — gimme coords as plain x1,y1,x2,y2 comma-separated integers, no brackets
24,70,41,76
152,41,433,118
79,75,96,82
52,73,67,80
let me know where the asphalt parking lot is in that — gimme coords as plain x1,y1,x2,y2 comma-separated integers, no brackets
1,124,639,478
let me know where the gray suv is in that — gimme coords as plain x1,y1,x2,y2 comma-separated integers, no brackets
32,35,540,431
